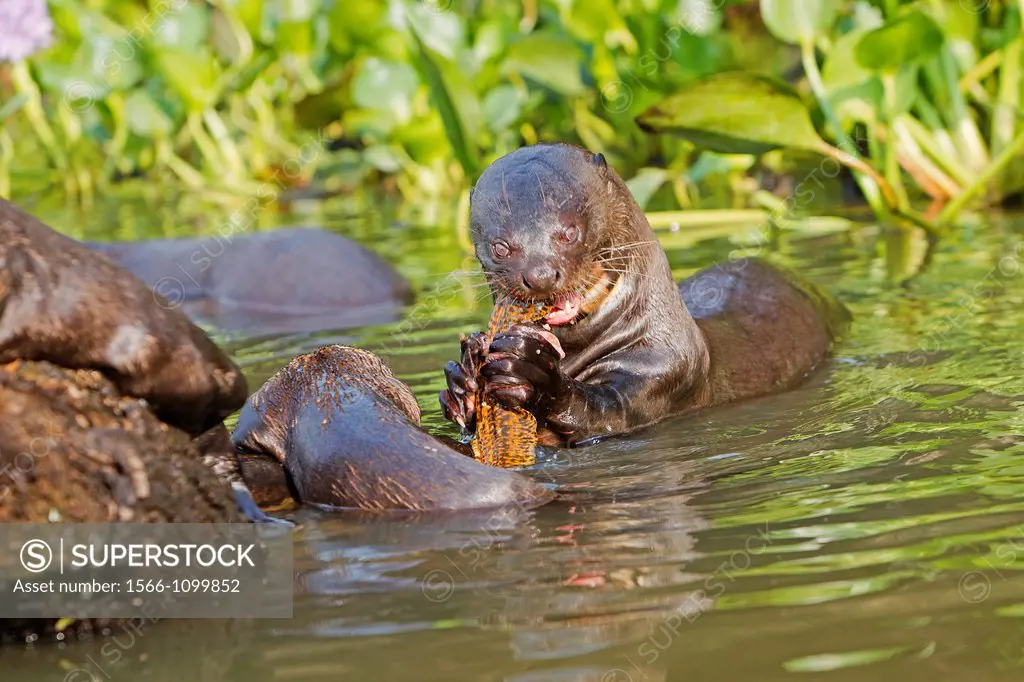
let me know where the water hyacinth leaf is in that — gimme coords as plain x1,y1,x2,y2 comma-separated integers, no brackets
564,0,638,52
275,0,316,55
47,0,83,42
482,85,524,133
411,33,480,177
406,2,467,60
352,58,419,125
80,33,143,92
626,167,669,209
227,0,264,40
822,29,882,126
637,73,826,155
149,0,209,52
760,0,840,46
854,11,945,72
675,0,724,35
210,4,254,65
327,0,384,52
153,47,221,111
124,90,172,138
503,33,586,96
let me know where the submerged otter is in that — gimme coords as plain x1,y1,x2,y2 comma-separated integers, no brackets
441,143,848,446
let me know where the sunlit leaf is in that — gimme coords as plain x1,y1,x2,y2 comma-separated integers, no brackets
406,2,466,60
482,85,524,133
80,34,143,92
822,29,882,126
153,47,222,111
563,0,638,53
626,168,669,209
760,0,841,45
327,0,385,52
352,58,419,125
124,91,173,138
149,0,209,51
854,11,945,72
503,33,586,96
637,73,826,155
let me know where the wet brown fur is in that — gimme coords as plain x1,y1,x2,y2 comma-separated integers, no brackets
0,199,248,436
462,143,849,444
233,345,554,511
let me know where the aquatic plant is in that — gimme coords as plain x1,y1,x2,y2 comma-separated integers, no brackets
0,0,1020,232
639,0,1024,231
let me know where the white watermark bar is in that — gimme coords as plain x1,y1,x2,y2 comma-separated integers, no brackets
0,524,293,618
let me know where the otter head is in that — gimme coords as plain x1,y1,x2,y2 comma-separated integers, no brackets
470,144,622,326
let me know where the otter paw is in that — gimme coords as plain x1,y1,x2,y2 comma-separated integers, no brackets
460,331,489,372
480,325,566,412
440,360,478,430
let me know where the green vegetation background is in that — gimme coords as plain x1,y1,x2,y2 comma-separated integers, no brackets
1,0,1022,231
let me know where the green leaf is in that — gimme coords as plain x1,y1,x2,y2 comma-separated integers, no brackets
227,0,264,39
410,33,480,177
563,0,638,52
502,33,586,96
154,48,222,112
626,168,669,209
637,73,826,155
351,58,419,125
760,0,840,45
275,0,316,55
482,85,524,133
854,11,945,73
406,3,466,60
124,91,173,138
80,34,144,93
822,29,882,126
327,0,385,52
149,1,209,52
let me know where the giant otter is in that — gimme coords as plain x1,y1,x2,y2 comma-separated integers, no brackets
0,199,247,436
232,345,555,511
0,199,278,525
440,143,848,445
86,228,414,333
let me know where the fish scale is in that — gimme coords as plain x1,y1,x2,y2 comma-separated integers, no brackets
471,300,554,468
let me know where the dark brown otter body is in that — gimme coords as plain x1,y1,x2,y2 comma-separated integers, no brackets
441,143,848,445
86,228,414,333
232,345,555,511
0,199,247,436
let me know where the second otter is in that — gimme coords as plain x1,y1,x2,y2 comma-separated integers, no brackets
441,143,848,446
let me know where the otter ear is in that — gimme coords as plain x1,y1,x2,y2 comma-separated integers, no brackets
592,152,607,171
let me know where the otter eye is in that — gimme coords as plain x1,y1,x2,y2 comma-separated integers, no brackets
559,225,582,244
491,240,511,259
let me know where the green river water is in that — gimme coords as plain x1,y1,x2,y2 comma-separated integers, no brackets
3,197,1024,681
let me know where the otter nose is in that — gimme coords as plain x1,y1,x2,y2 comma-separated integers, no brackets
521,265,562,294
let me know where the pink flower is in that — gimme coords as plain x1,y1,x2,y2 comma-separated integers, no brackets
0,0,54,62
